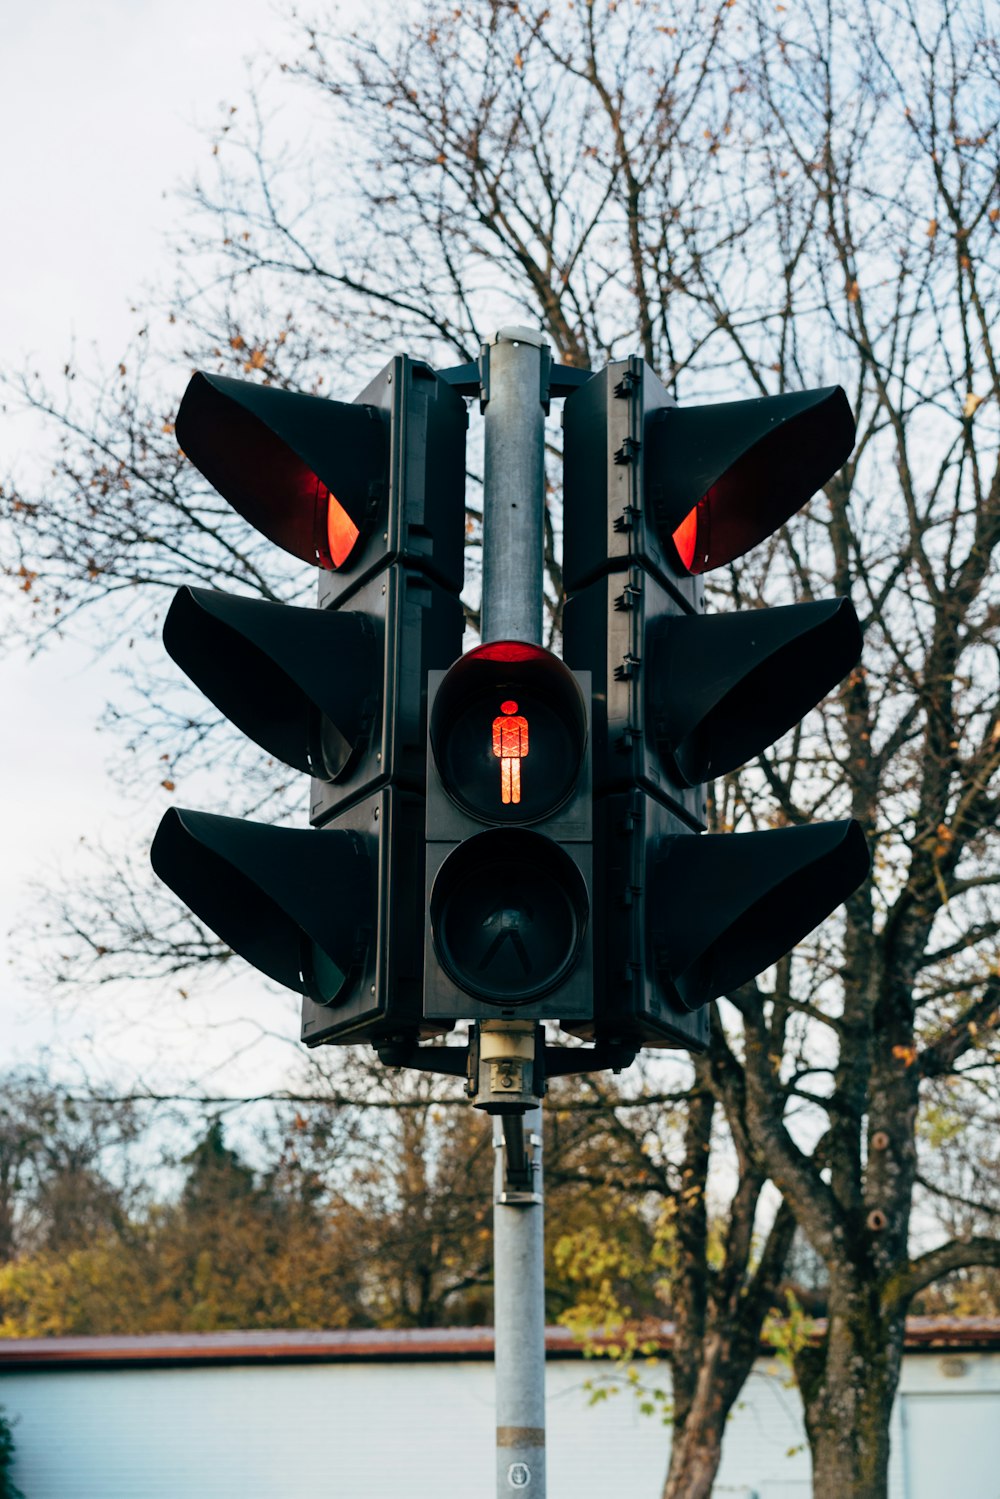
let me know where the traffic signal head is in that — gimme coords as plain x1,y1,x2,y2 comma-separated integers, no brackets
580,794,869,1050
153,356,468,1047
423,643,593,1025
562,362,855,594
647,386,855,576
649,818,870,1012
429,827,589,1006
562,358,869,1051
152,790,428,1044
151,807,371,1003
648,595,862,787
162,585,379,782
176,373,385,574
162,567,463,819
429,642,588,826
176,357,466,601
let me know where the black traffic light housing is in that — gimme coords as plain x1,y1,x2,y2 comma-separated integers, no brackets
176,357,466,601
575,793,869,1049
563,358,869,1052
423,643,593,1026
307,568,463,826
153,355,468,1047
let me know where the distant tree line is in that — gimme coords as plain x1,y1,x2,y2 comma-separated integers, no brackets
1,1068,996,1344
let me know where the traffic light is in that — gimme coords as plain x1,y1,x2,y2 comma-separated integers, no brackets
562,358,870,1049
172,361,465,594
422,642,593,1026
151,356,467,1046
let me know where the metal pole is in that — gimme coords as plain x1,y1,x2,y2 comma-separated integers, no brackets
480,326,549,1498
493,1108,545,1494
481,328,547,647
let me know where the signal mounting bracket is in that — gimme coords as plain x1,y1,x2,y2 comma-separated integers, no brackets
495,1118,542,1205
375,1027,637,1097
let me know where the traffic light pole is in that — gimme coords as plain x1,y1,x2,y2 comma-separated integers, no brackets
481,327,549,1499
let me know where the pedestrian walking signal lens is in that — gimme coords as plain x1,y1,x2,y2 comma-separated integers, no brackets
430,642,587,824
493,700,529,805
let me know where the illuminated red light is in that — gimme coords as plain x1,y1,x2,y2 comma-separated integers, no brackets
673,501,705,573
473,641,546,663
492,700,529,805
325,483,360,569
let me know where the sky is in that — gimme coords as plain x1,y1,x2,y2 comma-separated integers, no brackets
0,0,315,1094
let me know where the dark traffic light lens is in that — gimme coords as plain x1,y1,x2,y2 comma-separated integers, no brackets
430,829,589,1003
430,642,587,824
151,809,372,1001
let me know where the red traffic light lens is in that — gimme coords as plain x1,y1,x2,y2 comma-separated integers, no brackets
672,504,701,571
649,386,856,575
325,484,361,569
176,372,384,573
473,641,546,663
430,642,587,825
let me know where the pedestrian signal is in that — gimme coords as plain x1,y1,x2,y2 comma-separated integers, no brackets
423,642,594,1025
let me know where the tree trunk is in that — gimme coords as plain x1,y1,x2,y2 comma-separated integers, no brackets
795,1277,905,1499
661,1368,728,1499
661,1325,760,1499
662,1434,723,1499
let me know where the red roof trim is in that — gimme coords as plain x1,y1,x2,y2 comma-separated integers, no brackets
1,1318,999,1370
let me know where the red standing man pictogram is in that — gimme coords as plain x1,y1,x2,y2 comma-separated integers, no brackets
493,700,529,805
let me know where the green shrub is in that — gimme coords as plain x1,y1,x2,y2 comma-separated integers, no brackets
0,1406,24,1499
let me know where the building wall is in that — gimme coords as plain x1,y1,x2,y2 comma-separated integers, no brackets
2,1349,999,1498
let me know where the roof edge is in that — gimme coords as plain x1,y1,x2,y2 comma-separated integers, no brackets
2,1318,999,1370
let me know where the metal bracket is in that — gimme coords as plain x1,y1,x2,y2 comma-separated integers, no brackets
376,1028,637,1095
495,1115,543,1205
549,364,593,398
435,359,481,396
437,350,593,410
614,577,643,612
541,1039,637,1078
475,1022,543,1113
613,367,642,399
375,1038,475,1090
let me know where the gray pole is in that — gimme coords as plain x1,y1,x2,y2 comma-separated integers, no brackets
481,328,547,647
480,326,549,1498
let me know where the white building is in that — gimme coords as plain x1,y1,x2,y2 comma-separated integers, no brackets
1,1320,998,1497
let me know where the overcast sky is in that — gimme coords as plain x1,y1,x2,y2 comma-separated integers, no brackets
0,0,314,1092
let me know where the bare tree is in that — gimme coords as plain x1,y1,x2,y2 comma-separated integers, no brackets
0,1069,142,1265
